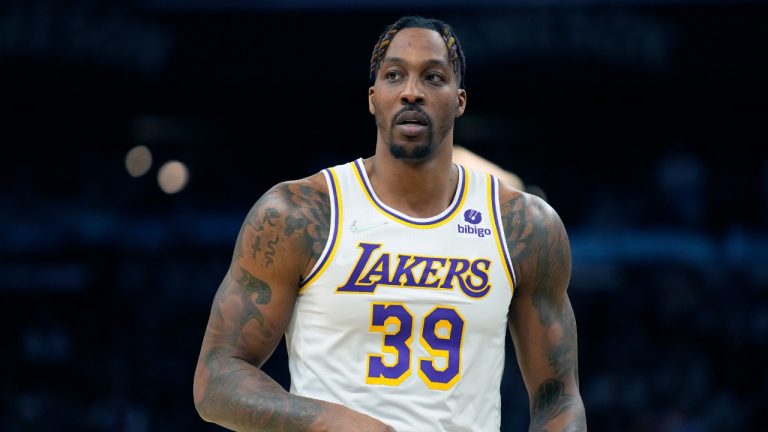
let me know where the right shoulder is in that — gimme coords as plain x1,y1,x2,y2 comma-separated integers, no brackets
235,170,332,280
246,171,330,220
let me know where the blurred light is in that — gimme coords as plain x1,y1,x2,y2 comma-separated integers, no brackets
125,145,153,177
157,160,189,194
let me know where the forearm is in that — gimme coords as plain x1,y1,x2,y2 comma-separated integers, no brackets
530,405,586,432
195,353,323,431
528,380,586,432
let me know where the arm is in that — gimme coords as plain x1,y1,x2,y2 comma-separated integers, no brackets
500,188,587,432
453,145,525,191
193,176,395,432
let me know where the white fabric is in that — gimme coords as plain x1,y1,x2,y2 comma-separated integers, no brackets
285,158,515,432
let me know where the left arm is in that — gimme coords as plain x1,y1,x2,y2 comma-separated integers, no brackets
500,188,586,431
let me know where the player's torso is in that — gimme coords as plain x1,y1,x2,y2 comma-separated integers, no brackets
286,158,516,432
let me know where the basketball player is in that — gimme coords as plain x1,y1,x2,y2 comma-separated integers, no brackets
193,15,586,431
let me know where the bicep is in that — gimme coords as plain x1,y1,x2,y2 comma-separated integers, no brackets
201,262,298,367
199,185,313,367
501,192,581,411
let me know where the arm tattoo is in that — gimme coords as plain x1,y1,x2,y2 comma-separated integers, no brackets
501,193,586,431
240,182,330,274
200,272,322,430
201,347,321,430
196,180,331,430
265,235,279,267
278,183,331,272
233,267,272,328
501,193,578,377
529,379,582,432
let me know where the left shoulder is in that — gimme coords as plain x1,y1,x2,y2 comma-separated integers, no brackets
497,181,571,292
497,181,565,239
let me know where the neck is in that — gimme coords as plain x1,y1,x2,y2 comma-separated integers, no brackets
364,135,457,218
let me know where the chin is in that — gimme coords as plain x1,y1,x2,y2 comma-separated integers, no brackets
388,139,434,160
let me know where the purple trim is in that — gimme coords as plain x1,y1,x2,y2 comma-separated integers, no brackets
491,176,517,289
300,168,339,287
353,159,465,226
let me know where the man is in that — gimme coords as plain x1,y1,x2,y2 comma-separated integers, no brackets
193,15,586,431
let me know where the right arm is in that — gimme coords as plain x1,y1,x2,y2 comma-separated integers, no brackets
193,176,394,431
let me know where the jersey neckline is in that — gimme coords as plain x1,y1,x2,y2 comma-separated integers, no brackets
352,158,468,229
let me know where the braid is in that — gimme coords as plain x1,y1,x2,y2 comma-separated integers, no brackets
369,16,467,89
369,25,406,83
439,24,466,89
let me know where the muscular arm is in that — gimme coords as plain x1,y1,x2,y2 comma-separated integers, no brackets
501,189,587,432
193,177,394,431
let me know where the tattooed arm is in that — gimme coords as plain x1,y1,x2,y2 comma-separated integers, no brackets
193,174,395,432
500,185,587,432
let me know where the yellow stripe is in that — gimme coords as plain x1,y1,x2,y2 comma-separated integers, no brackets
353,162,468,229
299,167,343,292
487,174,515,297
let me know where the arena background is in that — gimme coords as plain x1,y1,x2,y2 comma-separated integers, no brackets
2,0,767,430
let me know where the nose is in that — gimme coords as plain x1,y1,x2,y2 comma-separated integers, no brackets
400,77,425,105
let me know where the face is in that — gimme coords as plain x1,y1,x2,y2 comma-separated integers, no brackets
368,27,467,161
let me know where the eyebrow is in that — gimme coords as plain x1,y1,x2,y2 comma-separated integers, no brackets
381,56,451,69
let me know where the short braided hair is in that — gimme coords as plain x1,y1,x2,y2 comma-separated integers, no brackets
369,16,467,89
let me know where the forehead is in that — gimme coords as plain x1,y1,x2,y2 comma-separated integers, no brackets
384,27,449,63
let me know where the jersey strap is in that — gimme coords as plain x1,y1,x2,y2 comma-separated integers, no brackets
299,167,343,290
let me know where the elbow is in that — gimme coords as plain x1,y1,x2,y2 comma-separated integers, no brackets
193,386,216,424
195,403,215,425
194,400,209,423
192,363,215,423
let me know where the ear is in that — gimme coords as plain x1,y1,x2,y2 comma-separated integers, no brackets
368,86,376,115
455,88,467,118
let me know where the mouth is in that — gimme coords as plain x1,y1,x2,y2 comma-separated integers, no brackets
394,110,429,137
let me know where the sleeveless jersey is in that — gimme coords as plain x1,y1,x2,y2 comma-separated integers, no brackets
285,158,517,432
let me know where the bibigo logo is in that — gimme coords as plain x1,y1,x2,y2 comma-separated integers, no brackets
458,209,491,238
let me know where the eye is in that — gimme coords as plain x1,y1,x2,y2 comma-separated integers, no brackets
426,73,446,84
385,70,402,81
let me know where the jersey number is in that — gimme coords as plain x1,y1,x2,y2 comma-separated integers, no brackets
366,303,465,390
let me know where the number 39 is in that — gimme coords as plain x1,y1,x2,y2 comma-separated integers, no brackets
366,303,465,390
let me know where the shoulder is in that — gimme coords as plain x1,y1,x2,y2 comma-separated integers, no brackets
247,171,330,221
496,181,571,288
496,180,561,232
229,170,333,280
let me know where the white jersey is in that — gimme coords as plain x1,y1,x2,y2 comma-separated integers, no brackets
285,158,517,432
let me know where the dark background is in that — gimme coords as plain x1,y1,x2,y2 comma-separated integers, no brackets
2,0,767,431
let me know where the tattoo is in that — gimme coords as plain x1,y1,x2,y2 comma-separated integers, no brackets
265,234,279,267
501,194,570,325
501,192,585,431
260,208,280,229
278,183,331,274
233,267,272,327
548,300,578,378
250,237,261,258
502,193,579,376
563,410,587,432
285,214,308,237
529,379,581,432
195,179,332,430
201,347,321,430
500,193,535,263
238,182,330,274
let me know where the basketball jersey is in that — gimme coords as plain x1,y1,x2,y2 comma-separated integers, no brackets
285,158,517,432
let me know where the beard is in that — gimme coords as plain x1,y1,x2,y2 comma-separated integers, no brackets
377,104,435,161
387,126,434,160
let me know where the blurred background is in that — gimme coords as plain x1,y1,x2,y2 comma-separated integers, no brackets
2,0,767,431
